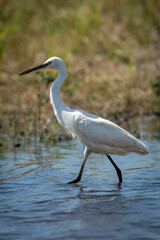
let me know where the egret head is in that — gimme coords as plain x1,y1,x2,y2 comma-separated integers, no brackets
19,57,65,76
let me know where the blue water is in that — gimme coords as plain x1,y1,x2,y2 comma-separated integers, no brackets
0,116,160,239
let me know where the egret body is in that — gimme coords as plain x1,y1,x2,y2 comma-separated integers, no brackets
19,57,149,184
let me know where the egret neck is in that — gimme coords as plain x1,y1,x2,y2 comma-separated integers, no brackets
50,61,74,135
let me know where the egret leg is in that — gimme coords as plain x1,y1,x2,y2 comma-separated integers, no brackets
106,155,122,184
68,147,91,184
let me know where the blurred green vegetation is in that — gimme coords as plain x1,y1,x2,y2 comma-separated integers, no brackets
0,0,159,63
0,0,160,139
149,75,160,110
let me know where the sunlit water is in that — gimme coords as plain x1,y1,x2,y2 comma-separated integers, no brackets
0,116,160,240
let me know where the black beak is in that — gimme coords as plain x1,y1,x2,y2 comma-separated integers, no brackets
19,62,49,76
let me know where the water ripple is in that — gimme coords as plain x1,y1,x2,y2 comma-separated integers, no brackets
0,117,160,240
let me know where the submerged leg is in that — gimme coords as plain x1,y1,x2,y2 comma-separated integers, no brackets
106,154,122,184
68,147,91,184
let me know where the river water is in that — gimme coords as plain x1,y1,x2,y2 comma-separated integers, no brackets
0,116,160,240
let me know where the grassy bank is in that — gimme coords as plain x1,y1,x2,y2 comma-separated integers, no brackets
0,0,160,140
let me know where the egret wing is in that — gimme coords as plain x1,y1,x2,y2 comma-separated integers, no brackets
73,111,148,154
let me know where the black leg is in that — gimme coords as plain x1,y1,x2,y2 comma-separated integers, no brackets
106,155,122,184
68,158,87,184
68,147,91,184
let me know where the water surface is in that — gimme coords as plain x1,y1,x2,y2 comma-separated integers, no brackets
0,116,160,240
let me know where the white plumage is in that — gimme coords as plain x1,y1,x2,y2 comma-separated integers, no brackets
73,111,149,155
19,56,149,184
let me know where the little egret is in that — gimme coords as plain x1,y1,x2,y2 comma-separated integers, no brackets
19,57,149,184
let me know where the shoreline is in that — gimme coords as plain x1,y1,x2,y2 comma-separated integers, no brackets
0,111,159,148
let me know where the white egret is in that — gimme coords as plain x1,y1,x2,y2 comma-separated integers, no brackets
19,57,149,184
